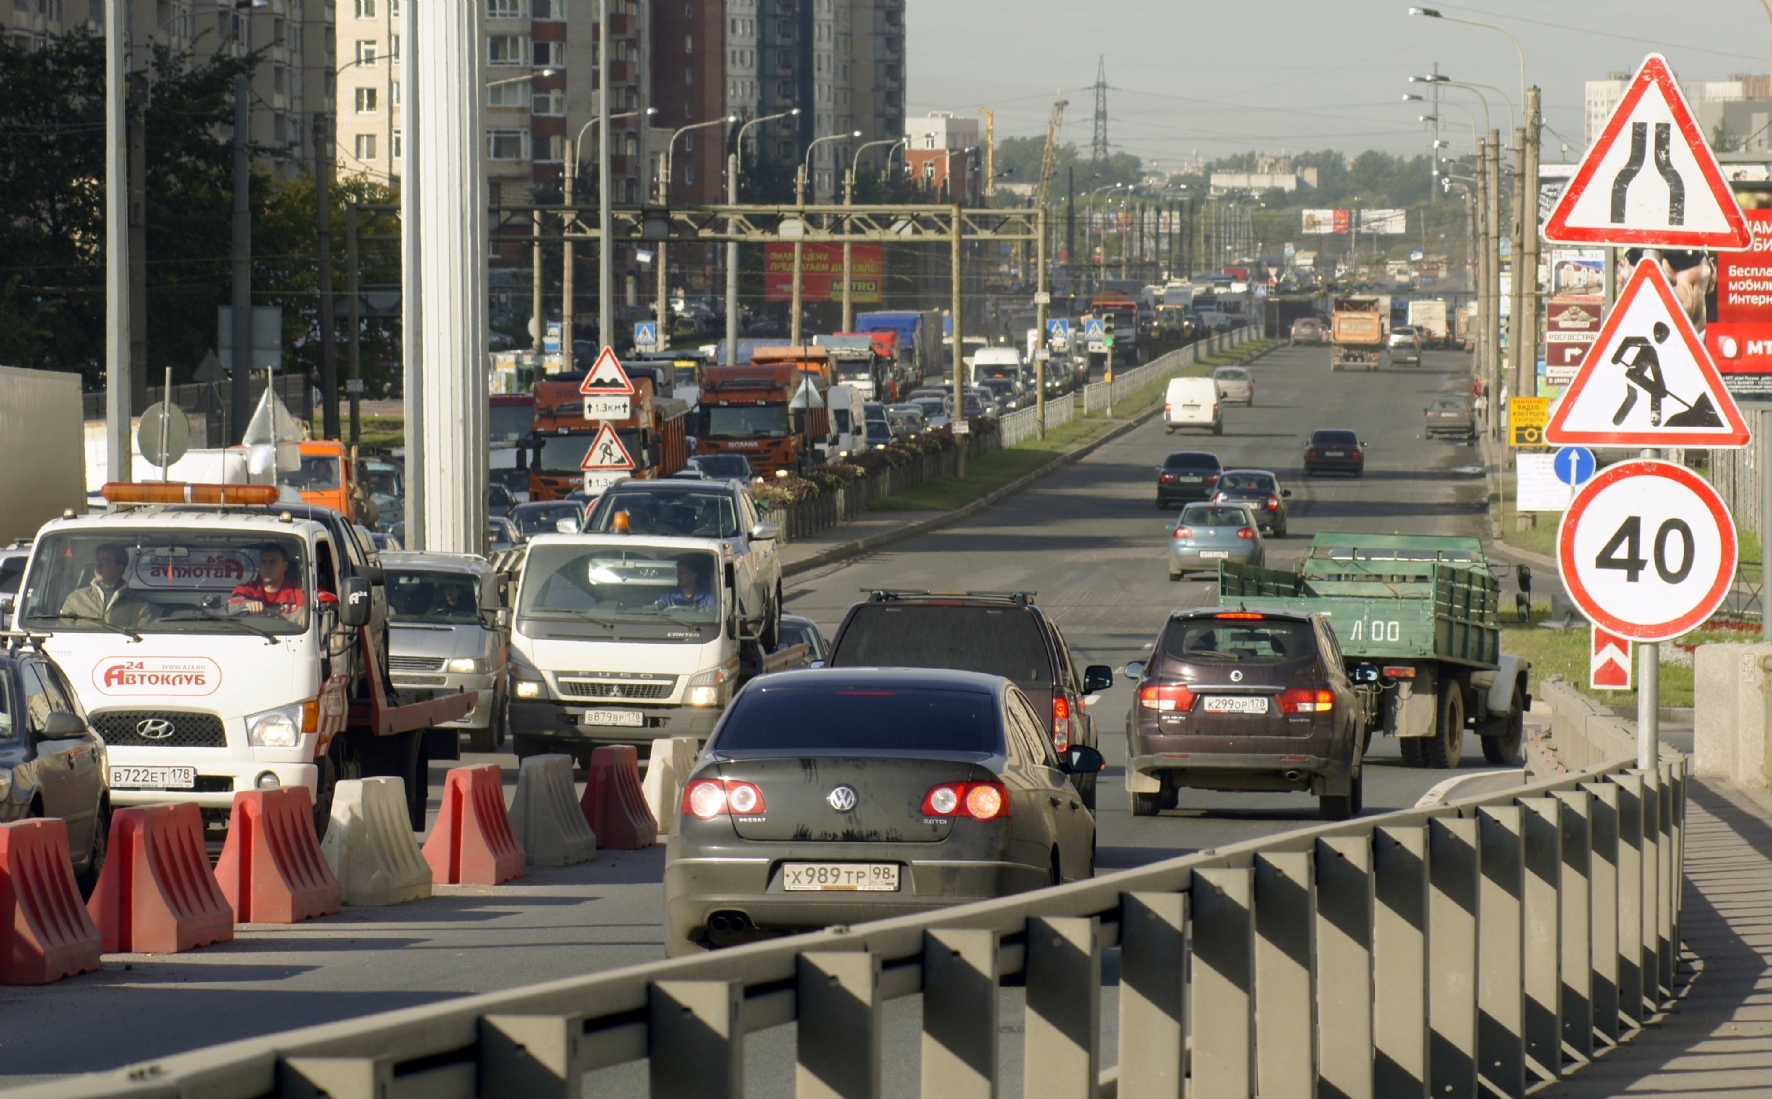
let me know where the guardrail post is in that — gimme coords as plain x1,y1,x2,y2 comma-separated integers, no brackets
1192,867,1256,1098
921,928,999,1099
1117,893,1188,1099
1255,852,1315,1099
646,982,744,1099
797,950,882,1099
1520,798,1564,1082
1668,758,1686,964
1374,825,1429,1099
1429,817,1480,1099
1477,806,1527,1099
1023,915,1101,1099
1656,761,1677,999
480,1015,591,1099
1635,769,1662,1015
1612,772,1646,1029
1316,837,1374,1099
1553,790,1594,1063
1581,782,1621,1045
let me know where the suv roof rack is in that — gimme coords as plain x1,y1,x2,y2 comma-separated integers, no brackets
863,589,1035,606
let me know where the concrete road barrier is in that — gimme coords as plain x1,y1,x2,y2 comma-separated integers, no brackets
0,818,103,985
580,746,658,850
1694,642,1772,793
423,764,525,885
87,803,234,954
641,736,699,837
510,754,598,867
320,778,433,906
214,787,342,924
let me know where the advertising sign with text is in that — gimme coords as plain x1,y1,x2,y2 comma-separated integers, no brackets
764,243,884,303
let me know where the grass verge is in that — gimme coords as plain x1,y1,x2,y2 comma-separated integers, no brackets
1503,602,1712,709
870,338,1284,512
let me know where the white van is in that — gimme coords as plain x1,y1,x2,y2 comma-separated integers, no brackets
1164,376,1221,435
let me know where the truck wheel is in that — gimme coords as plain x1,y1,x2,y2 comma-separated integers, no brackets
312,748,338,840
1482,685,1526,765
1399,737,1427,767
1131,791,1163,817
1422,685,1465,769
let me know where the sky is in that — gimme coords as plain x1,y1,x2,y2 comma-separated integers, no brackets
905,1,1772,169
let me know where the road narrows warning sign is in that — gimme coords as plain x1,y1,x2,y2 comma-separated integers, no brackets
579,421,635,471
1543,260,1751,448
579,347,636,396
1545,53,1751,249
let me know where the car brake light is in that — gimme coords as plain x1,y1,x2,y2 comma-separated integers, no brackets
1382,666,1417,678
1236,527,1257,540
1279,687,1336,714
1306,449,1318,459
1139,684,1197,712
681,779,768,820
1051,696,1071,752
1215,611,1265,619
921,781,1012,820
1172,526,1193,539
1266,495,1279,510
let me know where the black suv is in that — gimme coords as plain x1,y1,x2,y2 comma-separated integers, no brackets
824,590,1113,809
1155,451,1224,509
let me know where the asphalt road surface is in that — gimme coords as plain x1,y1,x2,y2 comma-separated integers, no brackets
0,346,1501,1088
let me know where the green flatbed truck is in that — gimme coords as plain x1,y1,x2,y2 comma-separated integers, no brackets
1218,533,1530,767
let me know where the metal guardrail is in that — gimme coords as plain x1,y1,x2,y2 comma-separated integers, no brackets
996,389,1077,448
20,669,1686,1099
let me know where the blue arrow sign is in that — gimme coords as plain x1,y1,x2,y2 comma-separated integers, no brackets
1553,446,1597,486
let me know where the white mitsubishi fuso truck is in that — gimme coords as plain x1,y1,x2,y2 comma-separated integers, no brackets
9,483,474,834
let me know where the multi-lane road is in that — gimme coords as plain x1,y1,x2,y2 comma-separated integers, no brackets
0,344,1506,1088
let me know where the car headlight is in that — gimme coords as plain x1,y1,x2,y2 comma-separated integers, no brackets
246,702,313,748
447,656,491,674
685,662,738,707
514,678,543,699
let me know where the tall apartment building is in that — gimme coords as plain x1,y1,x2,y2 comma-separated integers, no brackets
4,0,332,179
1585,72,1772,151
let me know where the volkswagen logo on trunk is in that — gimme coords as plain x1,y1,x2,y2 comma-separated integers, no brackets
136,718,176,740
826,785,857,812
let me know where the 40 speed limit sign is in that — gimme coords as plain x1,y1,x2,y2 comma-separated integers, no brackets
1558,460,1738,641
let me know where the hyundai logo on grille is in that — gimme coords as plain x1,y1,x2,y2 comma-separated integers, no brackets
826,785,858,812
136,718,176,741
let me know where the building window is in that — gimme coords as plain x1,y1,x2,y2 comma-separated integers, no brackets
488,129,528,160
487,80,530,107
533,0,555,16
535,134,562,163
487,34,529,65
532,90,563,115
355,86,377,112
390,0,399,14
355,133,378,160
534,40,564,67
354,40,377,65
685,164,696,184
390,34,399,60
486,0,526,17
685,33,693,53
273,65,286,94
391,80,401,105
392,129,402,159
353,0,375,17
684,68,693,86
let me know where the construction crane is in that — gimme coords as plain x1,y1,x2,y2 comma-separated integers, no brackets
978,108,995,198
1035,98,1069,214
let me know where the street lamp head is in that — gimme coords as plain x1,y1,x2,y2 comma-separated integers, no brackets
1418,114,1439,122
851,130,863,137
538,68,557,78
1409,7,1442,17
791,108,803,116
1402,93,1426,102
1410,74,1449,83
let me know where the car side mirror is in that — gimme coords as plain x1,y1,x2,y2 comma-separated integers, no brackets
1060,745,1105,775
1361,441,1369,448
1083,664,1113,692
340,576,371,629
37,711,85,739
749,521,780,542
1123,660,1146,680
555,518,580,534
1281,490,1292,498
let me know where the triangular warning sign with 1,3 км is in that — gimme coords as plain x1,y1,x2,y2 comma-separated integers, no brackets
1544,53,1751,250
579,347,636,396
1544,259,1751,448
579,421,635,471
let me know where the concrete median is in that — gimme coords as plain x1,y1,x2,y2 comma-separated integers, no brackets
423,764,526,885
641,736,699,837
0,818,103,985
580,745,658,850
214,787,342,924
87,803,234,954
510,754,598,867
320,778,433,906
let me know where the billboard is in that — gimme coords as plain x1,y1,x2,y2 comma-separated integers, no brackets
1545,298,1604,384
764,243,883,303
1549,248,1605,299
1358,208,1408,235
1706,206,1772,396
1301,209,1348,235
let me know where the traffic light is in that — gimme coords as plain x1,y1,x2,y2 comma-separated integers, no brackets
1103,313,1116,348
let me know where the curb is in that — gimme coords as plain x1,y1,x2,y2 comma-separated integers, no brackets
784,337,1275,578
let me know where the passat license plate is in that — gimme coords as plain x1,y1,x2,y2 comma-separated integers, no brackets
1202,696,1269,714
782,862,901,892
579,709,644,728
110,766,196,789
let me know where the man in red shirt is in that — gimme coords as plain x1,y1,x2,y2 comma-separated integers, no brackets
231,544,307,620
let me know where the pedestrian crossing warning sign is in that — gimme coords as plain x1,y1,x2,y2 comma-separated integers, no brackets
1544,259,1751,448
579,421,635,471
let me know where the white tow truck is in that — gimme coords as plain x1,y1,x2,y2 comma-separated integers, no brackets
9,483,475,834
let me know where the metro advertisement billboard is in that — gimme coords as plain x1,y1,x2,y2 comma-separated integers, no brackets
764,243,884,303
1706,208,1772,396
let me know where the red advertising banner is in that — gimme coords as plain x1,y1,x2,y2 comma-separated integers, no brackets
764,243,883,303
1706,208,1772,397
1545,298,1605,384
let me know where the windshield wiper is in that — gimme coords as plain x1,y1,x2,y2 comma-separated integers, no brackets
37,612,142,642
164,608,281,645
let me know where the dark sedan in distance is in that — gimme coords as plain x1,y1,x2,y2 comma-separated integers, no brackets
662,668,1104,955
1303,429,1365,477
1155,450,1224,509
1213,468,1291,536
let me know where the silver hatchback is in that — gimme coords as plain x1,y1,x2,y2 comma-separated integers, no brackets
1168,502,1264,580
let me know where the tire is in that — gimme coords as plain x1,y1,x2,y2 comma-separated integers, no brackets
1131,790,1163,817
1169,569,1183,582
75,800,109,901
1422,684,1465,769
1319,788,1355,821
311,747,338,839
1156,496,1168,510
1482,685,1526,765
361,729,427,831
1400,737,1427,768
761,582,783,653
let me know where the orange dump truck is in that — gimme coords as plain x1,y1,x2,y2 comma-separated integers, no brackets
529,367,690,500
695,347,834,475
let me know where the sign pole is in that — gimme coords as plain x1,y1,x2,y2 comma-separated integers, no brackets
1638,448,1660,770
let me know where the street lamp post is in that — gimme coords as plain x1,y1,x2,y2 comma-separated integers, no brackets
842,138,903,331
562,105,653,371
655,115,737,352
725,109,800,365
792,130,860,346
1409,7,1526,109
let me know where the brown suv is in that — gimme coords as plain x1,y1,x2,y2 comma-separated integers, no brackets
825,590,1113,809
1122,607,1371,820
